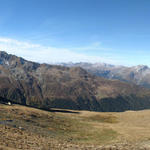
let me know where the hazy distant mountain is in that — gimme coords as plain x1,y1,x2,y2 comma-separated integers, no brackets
60,62,150,88
1,51,150,111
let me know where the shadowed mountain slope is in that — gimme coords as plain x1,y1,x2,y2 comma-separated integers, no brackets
1,52,150,111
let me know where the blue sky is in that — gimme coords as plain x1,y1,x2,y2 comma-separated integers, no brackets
0,0,150,66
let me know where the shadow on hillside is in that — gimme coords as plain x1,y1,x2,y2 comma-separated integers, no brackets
47,108,80,114
99,96,150,112
27,105,80,114
0,97,80,114
26,106,80,114
2,95,150,113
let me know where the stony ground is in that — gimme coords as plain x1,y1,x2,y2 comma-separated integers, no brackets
1,104,150,149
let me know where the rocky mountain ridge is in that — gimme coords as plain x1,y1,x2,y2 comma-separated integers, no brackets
1,51,150,111
60,62,150,88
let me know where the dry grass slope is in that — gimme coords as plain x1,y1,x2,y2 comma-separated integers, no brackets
1,104,150,149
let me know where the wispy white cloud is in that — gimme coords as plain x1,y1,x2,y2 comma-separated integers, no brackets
0,37,120,64
71,41,112,51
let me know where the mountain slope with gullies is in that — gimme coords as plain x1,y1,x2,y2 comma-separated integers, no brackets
1,51,150,111
61,62,150,88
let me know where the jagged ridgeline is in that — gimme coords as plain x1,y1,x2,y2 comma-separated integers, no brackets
1,51,150,112
61,62,150,88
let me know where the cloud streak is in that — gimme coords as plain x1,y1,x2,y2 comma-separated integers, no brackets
0,37,120,64
71,42,112,51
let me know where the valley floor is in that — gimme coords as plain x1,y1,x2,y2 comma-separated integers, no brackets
0,104,150,149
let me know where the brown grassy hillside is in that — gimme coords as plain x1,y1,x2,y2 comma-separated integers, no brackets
1,104,150,149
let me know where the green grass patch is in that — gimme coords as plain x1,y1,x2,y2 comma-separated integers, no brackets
0,105,118,145
85,114,118,123
39,114,118,145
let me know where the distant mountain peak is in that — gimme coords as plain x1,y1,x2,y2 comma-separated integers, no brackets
60,62,150,88
133,65,149,72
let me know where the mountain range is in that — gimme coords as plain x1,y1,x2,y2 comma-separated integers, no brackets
1,51,150,111
61,62,150,88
